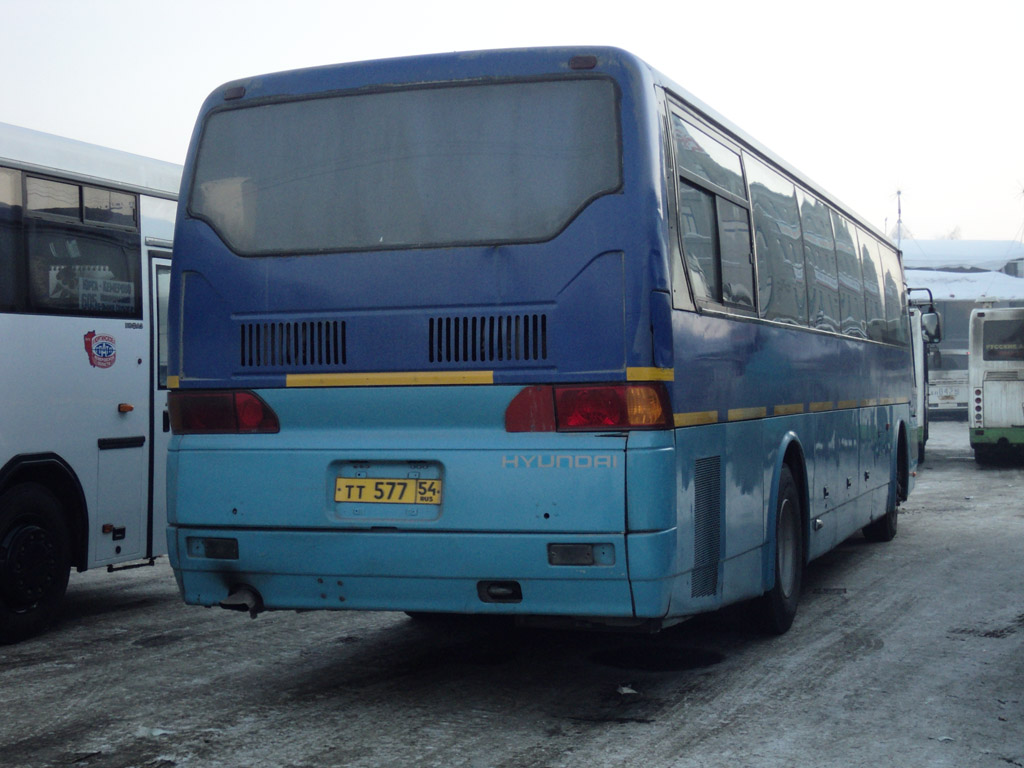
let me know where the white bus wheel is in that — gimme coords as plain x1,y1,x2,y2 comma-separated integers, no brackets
0,483,72,644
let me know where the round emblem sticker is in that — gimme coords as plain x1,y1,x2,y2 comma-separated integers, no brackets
84,330,117,369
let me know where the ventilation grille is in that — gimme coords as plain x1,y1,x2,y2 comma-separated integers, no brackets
429,314,548,364
985,371,1023,381
692,456,722,598
239,320,346,368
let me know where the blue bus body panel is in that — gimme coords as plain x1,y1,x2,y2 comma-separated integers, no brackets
170,48,667,390
168,385,677,618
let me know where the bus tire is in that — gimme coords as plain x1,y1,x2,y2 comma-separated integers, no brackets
751,465,802,635
862,505,898,543
0,483,72,644
864,440,905,543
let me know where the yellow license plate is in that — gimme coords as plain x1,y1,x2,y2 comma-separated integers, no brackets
334,477,442,505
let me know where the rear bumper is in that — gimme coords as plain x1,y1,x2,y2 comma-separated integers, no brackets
168,526,681,618
970,426,1024,448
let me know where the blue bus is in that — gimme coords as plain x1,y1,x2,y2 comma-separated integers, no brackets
166,47,918,634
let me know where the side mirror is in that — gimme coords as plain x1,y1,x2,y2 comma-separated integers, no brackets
921,311,941,343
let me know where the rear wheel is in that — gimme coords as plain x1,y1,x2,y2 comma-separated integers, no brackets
0,484,71,644
864,439,905,543
751,466,802,635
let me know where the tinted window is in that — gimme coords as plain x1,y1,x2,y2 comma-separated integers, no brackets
2,170,142,318
155,261,172,387
25,221,141,317
678,181,720,301
798,191,840,333
747,157,805,325
719,198,754,309
859,231,886,342
677,180,754,310
192,78,621,254
672,116,746,199
27,177,79,219
0,168,22,312
833,213,865,338
84,187,137,228
878,244,906,344
982,319,1024,361
0,167,18,208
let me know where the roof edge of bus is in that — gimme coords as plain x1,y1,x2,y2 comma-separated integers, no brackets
0,121,182,199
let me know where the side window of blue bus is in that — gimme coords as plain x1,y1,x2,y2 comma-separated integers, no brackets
797,190,841,333
859,230,886,342
833,212,866,338
877,243,907,345
671,113,754,311
745,157,806,326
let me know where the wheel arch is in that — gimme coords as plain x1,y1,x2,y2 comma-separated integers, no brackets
0,454,89,571
763,432,810,590
890,419,911,508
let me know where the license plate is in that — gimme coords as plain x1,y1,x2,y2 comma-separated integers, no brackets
334,477,442,505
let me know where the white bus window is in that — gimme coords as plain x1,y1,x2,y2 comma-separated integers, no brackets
84,187,137,228
0,168,21,312
0,168,18,207
156,263,171,387
983,319,1024,361
27,177,79,219
25,224,140,317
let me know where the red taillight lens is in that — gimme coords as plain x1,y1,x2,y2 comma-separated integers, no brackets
505,383,672,432
168,391,280,434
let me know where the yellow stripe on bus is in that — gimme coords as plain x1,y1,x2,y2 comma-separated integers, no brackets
773,403,804,416
674,410,719,427
809,401,834,412
286,371,495,387
728,406,767,422
837,399,858,410
627,367,675,381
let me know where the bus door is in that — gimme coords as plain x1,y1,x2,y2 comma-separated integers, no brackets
148,252,172,558
91,297,150,566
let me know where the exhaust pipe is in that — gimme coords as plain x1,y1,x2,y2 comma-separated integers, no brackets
220,585,264,619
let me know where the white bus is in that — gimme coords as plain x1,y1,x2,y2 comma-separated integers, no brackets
0,123,181,643
968,306,1024,463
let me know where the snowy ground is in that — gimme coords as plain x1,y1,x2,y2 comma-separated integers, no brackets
2,419,1021,768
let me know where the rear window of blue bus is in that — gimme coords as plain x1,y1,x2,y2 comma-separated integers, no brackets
189,78,621,255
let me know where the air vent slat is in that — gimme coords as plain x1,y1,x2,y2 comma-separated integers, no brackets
429,313,548,365
239,320,346,369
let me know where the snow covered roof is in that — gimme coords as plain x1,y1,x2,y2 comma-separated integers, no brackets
906,268,1024,302
900,239,1024,271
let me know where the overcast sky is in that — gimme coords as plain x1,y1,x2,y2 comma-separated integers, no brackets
3,0,1023,243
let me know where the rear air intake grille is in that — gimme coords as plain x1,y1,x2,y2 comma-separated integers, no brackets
692,456,722,598
429,314,548,364
239,321,346,368
985,371,1022,381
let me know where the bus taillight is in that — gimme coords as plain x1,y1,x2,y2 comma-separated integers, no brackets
505,383,672,432
169,391,280,434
